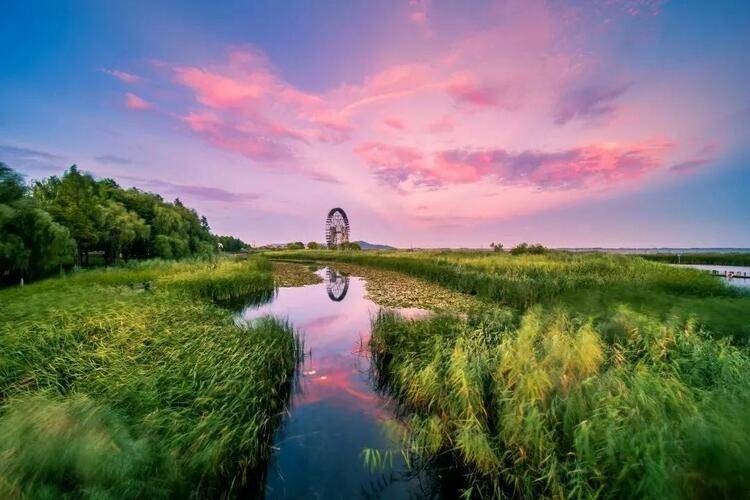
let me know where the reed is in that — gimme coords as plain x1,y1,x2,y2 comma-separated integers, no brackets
268,249,750,496
370,307,750,498
639,252,750,266
270,249,750,339
0,257,300,498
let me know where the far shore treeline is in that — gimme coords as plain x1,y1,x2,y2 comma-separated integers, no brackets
0,163,247,284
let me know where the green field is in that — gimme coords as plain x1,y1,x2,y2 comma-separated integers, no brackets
0,257,299,498
270,249,750,497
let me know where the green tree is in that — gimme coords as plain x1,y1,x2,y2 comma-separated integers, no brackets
307,241,322,249
0,164,76,284
216,235,247,252
99,201,150,264
33,166,101,265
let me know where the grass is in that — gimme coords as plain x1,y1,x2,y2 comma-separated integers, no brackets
269,249,750,497
268,249,750,340
638,252,750,266
370,307,750,498
0,257,299,498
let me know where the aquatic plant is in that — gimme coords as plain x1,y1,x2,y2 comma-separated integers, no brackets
370,307,750,498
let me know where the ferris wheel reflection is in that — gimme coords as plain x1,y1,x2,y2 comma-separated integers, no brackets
324,268,349,302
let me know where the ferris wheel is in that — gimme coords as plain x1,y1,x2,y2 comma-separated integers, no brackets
325,207,350,249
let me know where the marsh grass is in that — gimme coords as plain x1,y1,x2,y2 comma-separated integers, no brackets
640,252,750,266
0,257,300,498
270,250,750,340
370,307,750,498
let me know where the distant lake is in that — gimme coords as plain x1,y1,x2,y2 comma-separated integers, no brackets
672,264,750,289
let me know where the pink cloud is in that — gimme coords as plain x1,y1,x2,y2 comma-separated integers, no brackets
384,117,406,130
355,141,432,186
425,115,455,133
407,0,431,30
169,48,355,164
124,92,153,110
336,63,435,113
357,139,674,189
181,111,294,161
101,68,141,84
447,80,500,108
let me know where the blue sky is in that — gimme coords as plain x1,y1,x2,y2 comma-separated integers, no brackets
1,0,748,247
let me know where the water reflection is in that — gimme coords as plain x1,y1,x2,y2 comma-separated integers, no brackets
326,268,350,301
238,267,435,499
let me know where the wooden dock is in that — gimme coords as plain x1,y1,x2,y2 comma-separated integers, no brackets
704,269,750,280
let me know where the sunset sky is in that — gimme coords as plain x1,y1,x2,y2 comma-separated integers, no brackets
2,0,749,247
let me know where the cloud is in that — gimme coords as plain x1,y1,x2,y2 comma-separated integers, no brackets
181,111,297,161
0,144,65,173
95,154,131,165
445,75,520,110
119,175,260,204
408,0,430,25
669,158,710,175
124,92,154,110
357,139,673,189
407,0,432,35
169,48,353,165
619,0,666,17
384,117,406,130
425,116,455,133
355,141,433,187
554,83,631,125
100,68,141,84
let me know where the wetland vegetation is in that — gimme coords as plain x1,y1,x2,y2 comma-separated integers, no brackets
2,239,750,498
0,257,299,498
269,249,750,498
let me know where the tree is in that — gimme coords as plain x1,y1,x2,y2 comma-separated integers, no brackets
510,242,548,255
33,166,101,265
0,163,25,203
0,165,76,283
490,242,504,252
307,241,322,249
286,242,305,250
340,242,362,251
216,235,247,252
99,200,150,264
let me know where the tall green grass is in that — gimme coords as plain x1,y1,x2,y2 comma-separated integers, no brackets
0,257,299,498
269,250,737,305
270,249,750,340
272,249,750,496
370,307,750,498
639,252,750,266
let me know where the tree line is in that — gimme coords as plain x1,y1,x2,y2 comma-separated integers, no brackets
1,163,247,284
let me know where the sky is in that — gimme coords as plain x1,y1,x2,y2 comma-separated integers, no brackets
1,0,749,248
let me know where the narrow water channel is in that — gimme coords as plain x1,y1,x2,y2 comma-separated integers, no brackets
237,267,437,499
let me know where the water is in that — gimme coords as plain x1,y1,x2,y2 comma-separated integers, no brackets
237,268,437,499
672,264,750,289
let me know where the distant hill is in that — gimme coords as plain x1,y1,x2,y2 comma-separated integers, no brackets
354,240,395,250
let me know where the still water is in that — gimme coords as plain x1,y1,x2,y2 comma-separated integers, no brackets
237,268,437,499
672,264,750,289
